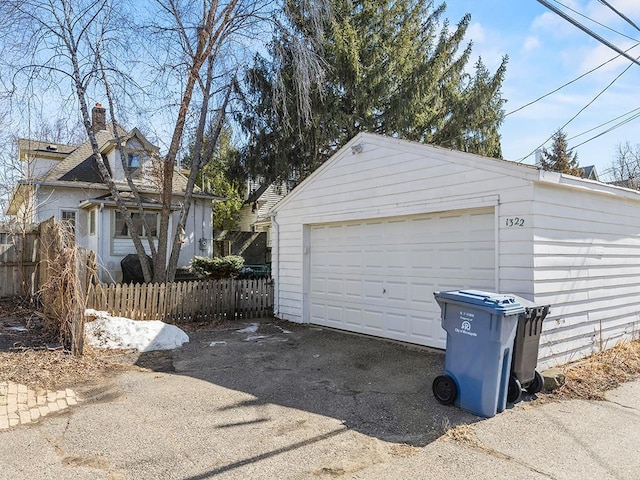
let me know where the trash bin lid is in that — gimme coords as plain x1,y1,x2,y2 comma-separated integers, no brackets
510,295,551,321
434,290,525,316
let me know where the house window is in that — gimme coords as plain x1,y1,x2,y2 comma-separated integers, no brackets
89,209,96,235
114,211,158,238
61,210,76,233
127,153,141,171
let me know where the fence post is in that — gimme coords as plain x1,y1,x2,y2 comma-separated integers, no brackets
70,248,88,356
226,279,235,320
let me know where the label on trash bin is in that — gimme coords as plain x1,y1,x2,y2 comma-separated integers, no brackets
455,311,478,337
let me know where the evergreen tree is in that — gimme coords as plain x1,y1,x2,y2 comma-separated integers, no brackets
185,127,245,231
539,130,583,177
240,0,508,183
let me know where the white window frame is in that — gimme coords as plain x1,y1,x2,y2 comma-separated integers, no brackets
60,209,77,233
113,211,159,239
89,209,96,235
125,149,144,173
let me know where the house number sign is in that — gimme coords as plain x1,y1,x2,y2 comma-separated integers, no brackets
505,217,525,227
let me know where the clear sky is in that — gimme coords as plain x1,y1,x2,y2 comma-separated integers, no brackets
443,0,640,179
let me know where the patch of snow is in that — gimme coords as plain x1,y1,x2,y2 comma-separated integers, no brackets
84,309,189,352
7,326,27,332
244,335,268,342
277,327,292,334
209,341,227,347
236,323,259,334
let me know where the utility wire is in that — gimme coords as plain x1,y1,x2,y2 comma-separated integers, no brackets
537,0,640,67
567,106,640,141
518,56,637,162
570,110,640,150
597,0,640,33
552,0,640,42
505,42,640,117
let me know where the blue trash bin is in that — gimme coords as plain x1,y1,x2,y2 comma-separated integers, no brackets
432,290,525,417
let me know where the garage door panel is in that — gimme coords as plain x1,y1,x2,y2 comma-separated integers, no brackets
326,278,343,295
409,283,433,305
385,312,408,335
386,281,408,301
344,307,362,326
364,280,384,298
345,279,361,297
364,309,384,330
309,208,495,349
310,278,326,295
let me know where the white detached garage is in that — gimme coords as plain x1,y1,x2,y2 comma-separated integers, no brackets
271,132,640,369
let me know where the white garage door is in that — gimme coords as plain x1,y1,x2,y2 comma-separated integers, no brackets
308,208,495,348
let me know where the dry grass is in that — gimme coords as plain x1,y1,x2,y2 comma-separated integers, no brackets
0,348,129,390
444,424,478,445
552,339,640,400
0,298,131,390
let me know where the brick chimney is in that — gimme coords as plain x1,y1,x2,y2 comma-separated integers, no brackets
92,103,106,132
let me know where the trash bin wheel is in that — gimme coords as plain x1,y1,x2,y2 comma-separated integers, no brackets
525,370,544,395
507,375,522,404
433,375,457,405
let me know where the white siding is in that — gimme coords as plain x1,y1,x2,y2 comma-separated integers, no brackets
236,182,288,232
35,186,211,282
273,133,537,325
36,186,96,249
275,133,640,370
533,182,640,369
28,158,59,180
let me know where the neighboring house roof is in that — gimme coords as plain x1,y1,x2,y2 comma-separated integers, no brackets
18,138,77,159
44,125,125,181
246,183,270,204
59,153,112,182
20,124,203,195
78,192,182,210
582,165,599,181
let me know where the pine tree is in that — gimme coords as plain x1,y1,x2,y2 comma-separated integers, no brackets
240,0,508,183
539,130,583,177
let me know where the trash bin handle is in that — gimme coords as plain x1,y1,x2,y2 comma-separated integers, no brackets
458,290,517,307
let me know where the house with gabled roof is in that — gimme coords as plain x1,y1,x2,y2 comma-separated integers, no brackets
213,177,290,264
6,104,217,282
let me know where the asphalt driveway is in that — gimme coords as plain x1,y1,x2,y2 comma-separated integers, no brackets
2,318,639,479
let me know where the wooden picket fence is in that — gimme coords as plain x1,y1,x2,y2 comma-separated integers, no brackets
86,278,273,324
0,228,40,298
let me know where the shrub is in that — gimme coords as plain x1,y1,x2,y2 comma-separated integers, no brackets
190,255,244,279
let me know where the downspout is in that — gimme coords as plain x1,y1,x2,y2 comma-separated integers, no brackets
270,212,279,317
34,183,40,223
98,202,104,281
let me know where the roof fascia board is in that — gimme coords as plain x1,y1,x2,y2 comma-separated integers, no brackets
537,169,640,202
272,132,540,213
32,179,218,200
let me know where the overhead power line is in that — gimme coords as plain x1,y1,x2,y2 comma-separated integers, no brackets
567,105,640,141
537,0,640,67
597,0,640,33
505,42,640,117
553,0,640,42
570,110,640,150
518,56,637,162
